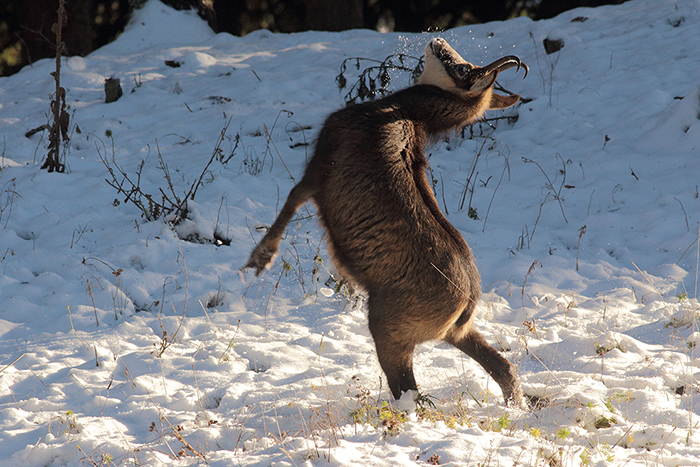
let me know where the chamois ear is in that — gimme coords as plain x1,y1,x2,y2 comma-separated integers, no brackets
489,93,520,110
467,72,498,95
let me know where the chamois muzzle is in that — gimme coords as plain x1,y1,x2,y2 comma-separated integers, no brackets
480,55,529,78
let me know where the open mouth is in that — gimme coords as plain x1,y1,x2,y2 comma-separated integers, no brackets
429,38,462,66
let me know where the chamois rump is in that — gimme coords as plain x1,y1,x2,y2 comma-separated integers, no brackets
244,38,528,406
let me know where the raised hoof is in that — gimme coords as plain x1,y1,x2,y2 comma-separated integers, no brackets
243,244,278,276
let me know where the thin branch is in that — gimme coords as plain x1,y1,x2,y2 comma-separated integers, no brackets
674,197,689,232
187,116,232,201
482,150,510,232
0,353,24,375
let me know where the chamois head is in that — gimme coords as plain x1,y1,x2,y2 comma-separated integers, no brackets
417,37,528,109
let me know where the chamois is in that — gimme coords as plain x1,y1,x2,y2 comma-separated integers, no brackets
244,38,528,406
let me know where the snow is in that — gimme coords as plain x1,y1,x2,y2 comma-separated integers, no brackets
1,0,700,465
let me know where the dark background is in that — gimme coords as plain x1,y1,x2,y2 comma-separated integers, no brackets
0,0,630,77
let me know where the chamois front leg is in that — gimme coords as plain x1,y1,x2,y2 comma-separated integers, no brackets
244,179,316,276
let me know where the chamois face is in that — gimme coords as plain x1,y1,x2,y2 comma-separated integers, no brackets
417,38,527,106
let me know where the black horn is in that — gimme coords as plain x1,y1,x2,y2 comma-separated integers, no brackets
481,55,529,78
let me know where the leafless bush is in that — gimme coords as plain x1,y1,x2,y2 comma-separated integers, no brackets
336,53,424,104
98,119,234,245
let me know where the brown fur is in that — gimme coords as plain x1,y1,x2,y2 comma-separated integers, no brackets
244,38,527,406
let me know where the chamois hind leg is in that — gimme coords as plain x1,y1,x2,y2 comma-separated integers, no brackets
244,178,316,276
445,328,524,407
367,303,418,399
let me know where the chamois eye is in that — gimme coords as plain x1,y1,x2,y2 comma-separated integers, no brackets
454,64,471,76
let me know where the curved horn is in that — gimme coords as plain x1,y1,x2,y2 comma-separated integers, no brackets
480,55,529,78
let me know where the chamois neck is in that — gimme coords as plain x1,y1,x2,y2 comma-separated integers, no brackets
396,84,490,136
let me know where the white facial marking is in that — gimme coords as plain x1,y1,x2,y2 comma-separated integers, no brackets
415,38,472,94
416,47,455,90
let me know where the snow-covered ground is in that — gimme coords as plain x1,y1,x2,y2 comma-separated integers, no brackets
1,0,700,465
